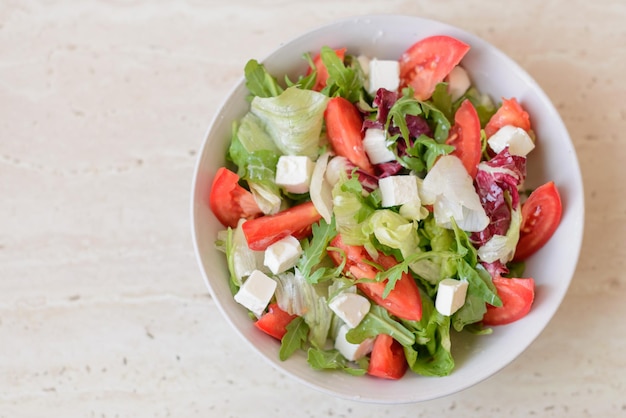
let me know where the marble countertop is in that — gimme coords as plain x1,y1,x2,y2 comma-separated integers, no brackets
1,1,624,416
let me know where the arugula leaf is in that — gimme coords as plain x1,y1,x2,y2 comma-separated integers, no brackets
279,317,309,361
420,100,451,143
405,313,454,376
450,217,478,266
376,249,459,299
306,347,368,376
244,59,284,98
402,288,455,377
386,92,423,142
319,46,364,103
297,217,338,284
405,134,455,172
430,82,453,122
346,305,415,347
284,52,318,90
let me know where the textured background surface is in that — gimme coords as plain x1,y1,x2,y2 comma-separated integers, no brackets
1,1,624,416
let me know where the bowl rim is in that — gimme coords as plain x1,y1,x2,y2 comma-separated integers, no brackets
190,13,585,403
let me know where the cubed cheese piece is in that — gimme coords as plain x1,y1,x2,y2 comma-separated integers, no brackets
275,155,314,194
446,66,471,102
368,59,400,94
328,292,371,328
435,278,469,316
234,270,277,317
334,324,375,361
379,175,421,207
362,128,395,164
263,235,303,274
487,125,535,156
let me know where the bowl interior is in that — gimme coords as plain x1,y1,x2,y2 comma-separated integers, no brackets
191,15,584,403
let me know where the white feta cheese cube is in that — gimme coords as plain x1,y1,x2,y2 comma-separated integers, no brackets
263,235,303,274
362,128,395,164
275,155,315,194
446,65,471,102
487,125,535,156
435,278,469,316
334,324,375,361
234,270,277,317
368,59,400,94
328,292,371,328
378,175,421,207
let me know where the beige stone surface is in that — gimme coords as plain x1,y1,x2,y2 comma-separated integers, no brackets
1,0,624,416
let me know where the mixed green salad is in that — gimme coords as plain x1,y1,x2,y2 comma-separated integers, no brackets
209,35,562,379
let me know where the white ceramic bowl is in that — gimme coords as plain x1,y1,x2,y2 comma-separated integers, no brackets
191,15,584,403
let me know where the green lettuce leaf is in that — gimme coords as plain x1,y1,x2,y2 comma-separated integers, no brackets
331,173,376,246
251,86,329,158
229,113,282,213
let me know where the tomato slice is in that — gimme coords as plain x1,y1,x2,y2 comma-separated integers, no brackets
324,97,375,174
399,35,470,101
513,181,562,261
254,303,298,340
242,201,321,251
209,167,263,228
328,234,422,321
446,99,482,178
484,97,531,138
309,48,347,91
482,277,535,326
367,334,408,380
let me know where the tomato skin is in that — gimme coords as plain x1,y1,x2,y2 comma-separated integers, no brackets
242,201,321,251
399,35,470,101
482,277,535,326
367,334,408,380
309,48,347,91
513,181,562,261
209,167,263,228
324,97,375,174
254,303,298,340
484,97,531,138
446,99,482,178
328,234,422,321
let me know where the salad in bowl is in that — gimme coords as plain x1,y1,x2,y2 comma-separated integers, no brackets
191,15,583,403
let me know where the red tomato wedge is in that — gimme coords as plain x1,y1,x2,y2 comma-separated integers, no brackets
513,181,563,261
399,35,470,101
484,97,531,138
242,201,321,251
309,47,346,91
209,167,263,228
254,303,298,340
482,277,535,326
367,334,408,380
328,234,422,321
324,97,375,174
446,99,482,178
